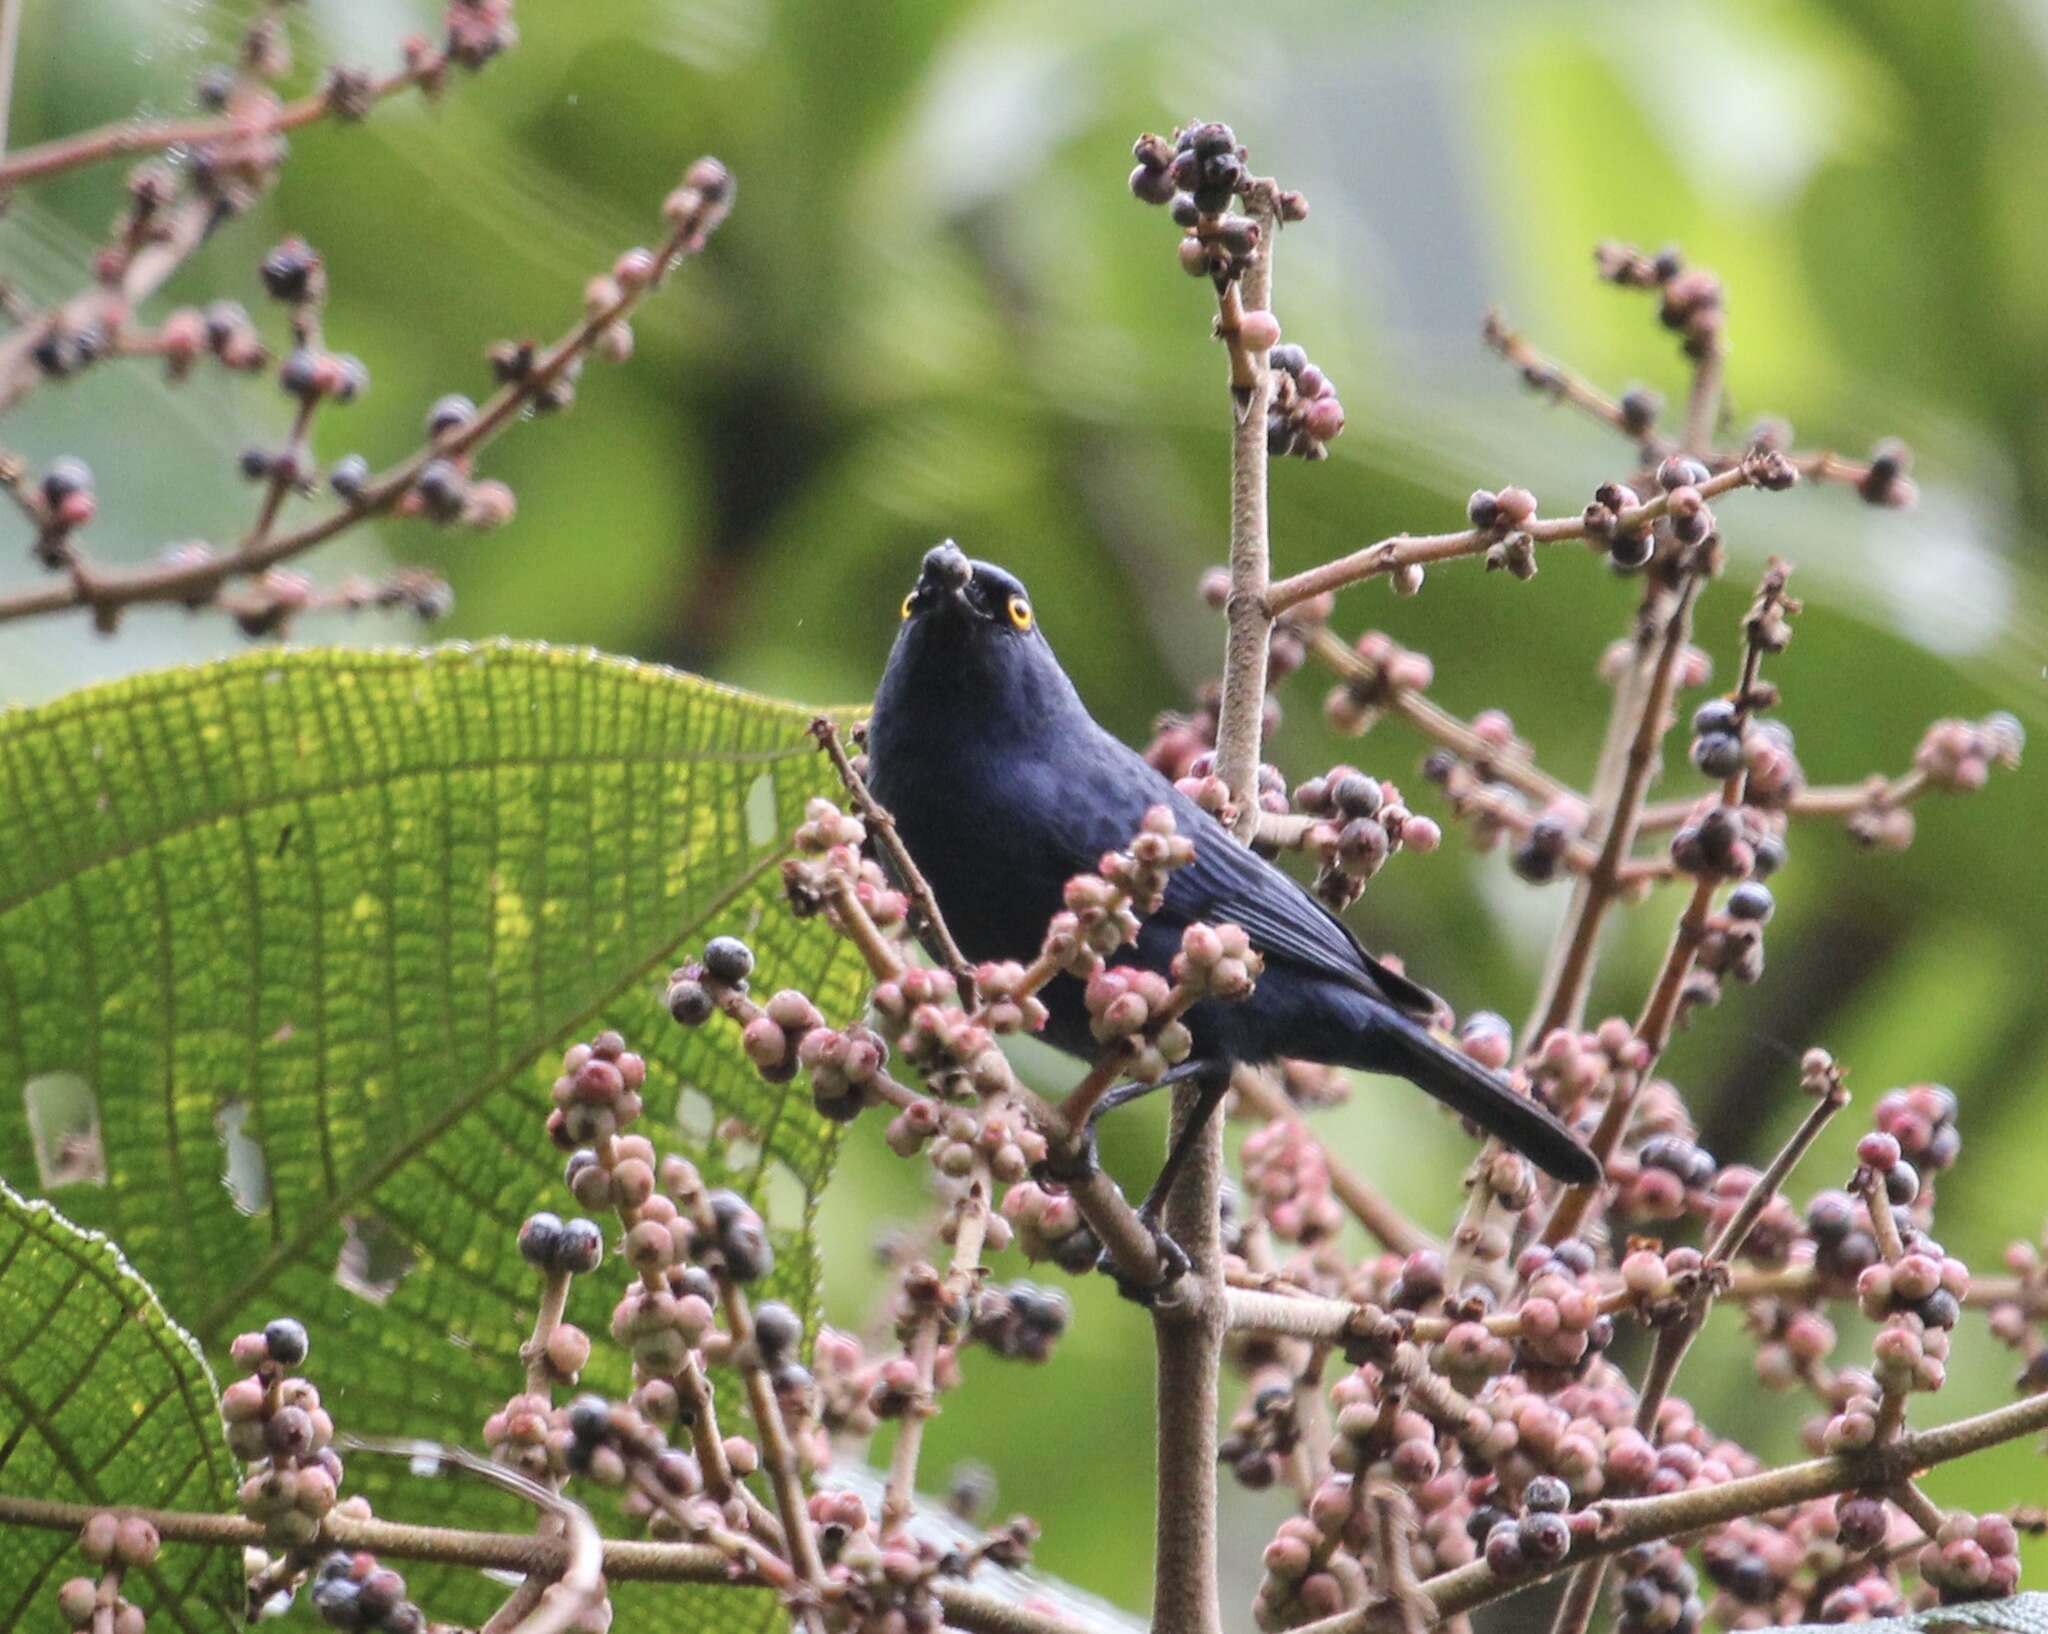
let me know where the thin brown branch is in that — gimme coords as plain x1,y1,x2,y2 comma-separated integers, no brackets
812,717,977,1004
883,1163,991,1536
0,1494,1094,1634
0,60,423,192
0,169,731,624
1264,462,1763,615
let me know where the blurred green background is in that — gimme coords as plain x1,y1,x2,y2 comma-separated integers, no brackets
5,0,2046,1618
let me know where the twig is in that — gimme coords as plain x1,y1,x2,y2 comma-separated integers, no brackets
1263,462,1765,615
1152,175,1283,1634
811,717,978,1005
0,60,424,192
0,1495,1094,1634
1211,199,1278,839
1481,307,1673,461
0,168,732,624
342,1438,604,1634
882,1162,992,1536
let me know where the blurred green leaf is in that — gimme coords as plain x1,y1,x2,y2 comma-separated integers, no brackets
0,1181,240,1633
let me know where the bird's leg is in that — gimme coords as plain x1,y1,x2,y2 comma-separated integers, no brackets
1029,1058,1211,1187
1137,1061,1234,1223
1097,1061,1232,1305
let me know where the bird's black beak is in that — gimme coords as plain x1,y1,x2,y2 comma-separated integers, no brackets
914,541,975,618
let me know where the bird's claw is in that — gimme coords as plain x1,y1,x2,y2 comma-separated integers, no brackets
1031,1127,1100,1187
1099,1211,1191,1306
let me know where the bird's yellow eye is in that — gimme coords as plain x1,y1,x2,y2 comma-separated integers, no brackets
900,593,915,621
1006,595,1033,632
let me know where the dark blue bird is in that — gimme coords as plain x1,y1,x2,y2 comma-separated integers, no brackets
866,543,1599,1207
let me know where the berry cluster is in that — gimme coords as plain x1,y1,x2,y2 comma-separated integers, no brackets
1915,713,2025,794
1266,344,1346,459
1321,630,1436,735
57,1514,161,1634
221,1318,343,1548
545,1030,649,1148
1289,765,1442,907
968,1280,1071,1363
309,1551,428,1633
1595,242,1725,363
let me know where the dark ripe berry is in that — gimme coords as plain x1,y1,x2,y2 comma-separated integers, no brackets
1524,1474,1571,1513
1807,1190,1855,1243
1609,531,1654,570
239,447,274,481
753,1300,803,1360
667,976,714,1025
1128,163,1176,206
1466,489,1500,529
1656,455,1709,492
1691,699,1738,738
280,347,321,398
703,936,755,984
356,1568,406,1621
1620,1577,1660,1619
1884,1159,1920,1206
1835,1492,1889,1552
329,454,371,502
331,355,369,403
1167,192,1201,228
1552,1237,1596,1275
41,456,94,506
1917,1288,1960,1329
1619,387,1661,433
1466,1504,1509,1546
518,1211,564,1267
1268,343,1307,378
195,64,234,108
1330,773,1382,818
555,1216,605,1275
567,1394,610,1445
1518,1511,1572,1566
264,1316,310,1366
204,300,248,347
1484,1521,1525,1576
1751,835,1787,878
311,1574,363,1627
414,458,467,521
266,1403,314,1456
425,393,477,438
259,239,317,301
1725,882,1773,922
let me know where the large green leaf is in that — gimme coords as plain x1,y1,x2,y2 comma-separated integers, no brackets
0,1181,240,1633
0,642,867,1624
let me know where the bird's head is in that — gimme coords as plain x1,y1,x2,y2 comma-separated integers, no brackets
875,542,1080,737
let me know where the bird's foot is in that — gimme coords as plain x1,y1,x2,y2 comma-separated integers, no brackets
1030,1125,1100,1187
1099,1211,1191,1306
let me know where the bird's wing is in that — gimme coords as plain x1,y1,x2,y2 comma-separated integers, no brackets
1032,727,1447,1025
1155,797,1447,1024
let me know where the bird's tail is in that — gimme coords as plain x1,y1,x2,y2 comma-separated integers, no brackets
1376,1013,1601,1186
